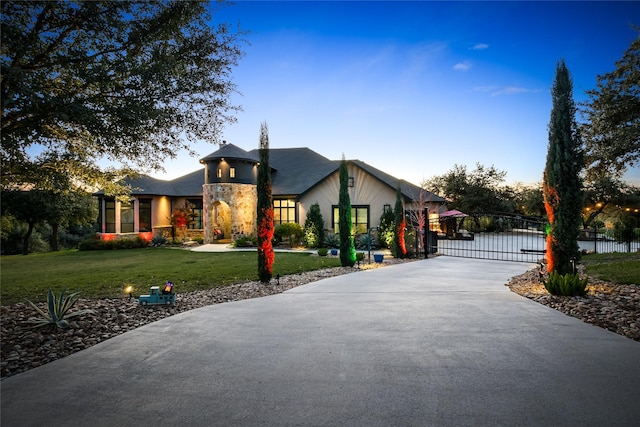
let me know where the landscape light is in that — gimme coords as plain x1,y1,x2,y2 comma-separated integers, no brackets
124,285,134,301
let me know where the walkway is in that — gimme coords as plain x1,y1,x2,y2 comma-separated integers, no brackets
2,257,639,426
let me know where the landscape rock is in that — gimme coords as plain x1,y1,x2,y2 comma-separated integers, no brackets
506,266,639,342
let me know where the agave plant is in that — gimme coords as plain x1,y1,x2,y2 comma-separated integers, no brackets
543,271,588,296
25,288,95,329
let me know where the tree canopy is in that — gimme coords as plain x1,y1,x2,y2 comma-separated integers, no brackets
581,31,640,180
423,163,513,213
1,0,244,193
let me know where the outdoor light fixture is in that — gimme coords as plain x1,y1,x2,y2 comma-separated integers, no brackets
367,226,379,263
124,285,134,301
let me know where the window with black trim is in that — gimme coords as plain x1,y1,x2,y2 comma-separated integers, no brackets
139,199,152,232
187,199,203,229
332,205,369,234
273,199,296,224
230,168,236,178
120,201,134,233
105,198,115,233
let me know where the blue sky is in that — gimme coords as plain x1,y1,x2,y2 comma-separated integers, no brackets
153,0,640,187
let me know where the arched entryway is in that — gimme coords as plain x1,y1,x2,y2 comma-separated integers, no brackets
210,201,231,242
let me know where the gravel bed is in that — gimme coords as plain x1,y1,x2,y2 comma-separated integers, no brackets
507,267,639,342
3,259,638,379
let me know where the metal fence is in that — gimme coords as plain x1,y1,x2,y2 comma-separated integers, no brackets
427,213,546,262
426,213,639,263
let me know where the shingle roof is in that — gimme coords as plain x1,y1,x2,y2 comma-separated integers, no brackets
101,146,444,203
246,147,337,196
115,169,204,197
199,143,260,164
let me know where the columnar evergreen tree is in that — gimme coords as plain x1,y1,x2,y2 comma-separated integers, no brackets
393,186,407,258
543,60,583,275
257,122,274,283
338,156,356,267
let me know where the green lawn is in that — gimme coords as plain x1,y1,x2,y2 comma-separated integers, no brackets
581,252,640,285
1,248,341,304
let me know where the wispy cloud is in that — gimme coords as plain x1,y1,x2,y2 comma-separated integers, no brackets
474,85,535,96
453,61,472,71
472,43,489,50
492,86,531,96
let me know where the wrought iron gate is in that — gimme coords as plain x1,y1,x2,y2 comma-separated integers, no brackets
427,213,547,263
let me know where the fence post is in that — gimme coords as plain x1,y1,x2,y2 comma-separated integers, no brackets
593,225,597,254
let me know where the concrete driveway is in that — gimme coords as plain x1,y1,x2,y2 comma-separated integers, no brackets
2,256,639,426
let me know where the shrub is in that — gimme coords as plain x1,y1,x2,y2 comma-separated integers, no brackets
324,233,339,248
274,223,303,247
25,288,95,329
378,208,395,249
543,271,588,296
303,203,325,248
317,248,328,256
79,235,148,251
233,236,257,247
356,252,365,262
112,236,147,249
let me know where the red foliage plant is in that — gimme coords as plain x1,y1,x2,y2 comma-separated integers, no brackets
171,210,188,228
543,185,558,273
258,207,275,274
398,218,407,256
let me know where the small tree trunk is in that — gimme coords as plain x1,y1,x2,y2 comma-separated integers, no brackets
22,221,35,255
49,222,60,251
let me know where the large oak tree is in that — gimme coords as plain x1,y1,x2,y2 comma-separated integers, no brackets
581,31,640,180
1,0,244,193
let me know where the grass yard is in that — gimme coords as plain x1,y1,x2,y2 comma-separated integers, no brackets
0,248,341,304
581,252,640,286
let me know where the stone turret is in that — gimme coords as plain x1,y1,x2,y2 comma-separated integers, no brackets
199,143,261,243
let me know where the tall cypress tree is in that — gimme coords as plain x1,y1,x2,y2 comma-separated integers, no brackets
257,122,274,283
543,60,583,275
338,155,356,267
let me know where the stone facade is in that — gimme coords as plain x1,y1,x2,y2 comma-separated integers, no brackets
203,183,257,243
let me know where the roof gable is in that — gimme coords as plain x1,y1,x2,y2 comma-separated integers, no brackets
348,160,445,203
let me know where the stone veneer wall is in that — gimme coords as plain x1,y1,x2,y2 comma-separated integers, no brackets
203,183,257,243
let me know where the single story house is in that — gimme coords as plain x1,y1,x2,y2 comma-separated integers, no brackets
95,142,447,243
